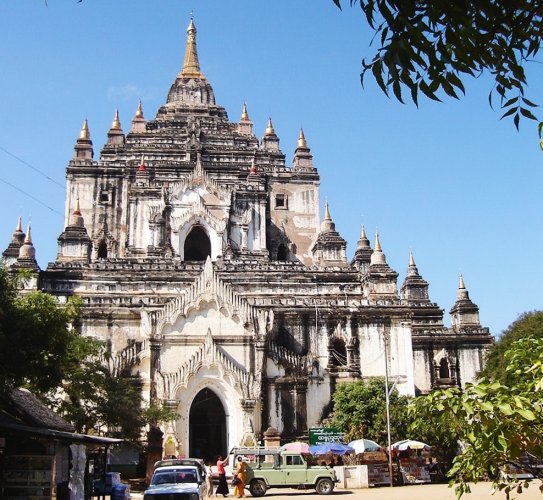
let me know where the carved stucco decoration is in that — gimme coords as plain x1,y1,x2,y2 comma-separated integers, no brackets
170,195,227,234
144,257,268,340
158,328,260,401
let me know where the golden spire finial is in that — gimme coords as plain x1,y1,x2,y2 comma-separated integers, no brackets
79,119,90,140
16,216,22,232
297,128,307,148
24,224,33,245
241,102,250,122
374,232,382,252
135,100,144,119
324,200,331,220
265,117,275,136
360,224,367,239
181,17,203,78
111,109,121,130
458,273,465,289
409,251,416,267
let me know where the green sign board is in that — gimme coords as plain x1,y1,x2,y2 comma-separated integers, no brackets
308,427,345,445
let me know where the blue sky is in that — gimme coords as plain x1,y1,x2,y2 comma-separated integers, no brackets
1,0,542,337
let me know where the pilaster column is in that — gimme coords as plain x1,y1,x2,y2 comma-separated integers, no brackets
294,382,308,435
241,225,248,250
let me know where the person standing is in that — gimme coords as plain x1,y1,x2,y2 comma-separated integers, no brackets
215,455,229,497
205,461,214,496
233,456,247,498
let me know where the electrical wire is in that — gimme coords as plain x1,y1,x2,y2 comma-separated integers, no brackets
0,176,63,216
0,145,65,190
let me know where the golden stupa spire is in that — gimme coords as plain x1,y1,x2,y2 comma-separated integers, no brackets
24,224,33,245
324,200,331,221
241,102,250,122
16,216,22,232
111,109,121,130
297,128,307,148
135,100,144,119
374,232,382,252
265,117,275,136
79,119,90,140
181,18,203,78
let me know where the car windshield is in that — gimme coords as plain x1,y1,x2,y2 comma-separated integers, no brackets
152,469,198,485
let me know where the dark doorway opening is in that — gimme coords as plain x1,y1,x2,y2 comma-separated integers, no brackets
330,338,347,367
276,243,288,261
184,226,211,261
439,358,450,379
97,240,108,259
189,388,227,463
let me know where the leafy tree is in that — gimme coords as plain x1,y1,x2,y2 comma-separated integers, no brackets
330,378,459,466
332,0,542,129
330,378,412,444
479,310,543,385
410,337,543,499
44,340,145,441
0,267,81,394
0,266,173,443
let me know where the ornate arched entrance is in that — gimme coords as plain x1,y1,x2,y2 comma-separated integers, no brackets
189,388,227,462
184,225,211,261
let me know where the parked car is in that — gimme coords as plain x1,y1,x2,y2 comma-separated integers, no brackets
230,447,337,496
144,458,208,500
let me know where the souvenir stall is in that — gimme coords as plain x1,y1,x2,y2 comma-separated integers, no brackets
348,439,390,486
390,440,431,484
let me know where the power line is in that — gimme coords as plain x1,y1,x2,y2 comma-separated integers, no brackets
0,176,63,216
0,145,65,190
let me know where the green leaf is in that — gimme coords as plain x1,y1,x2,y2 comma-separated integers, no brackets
516,408,536,421
497,403,513,416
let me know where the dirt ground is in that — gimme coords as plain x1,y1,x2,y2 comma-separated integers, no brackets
131,481,543,499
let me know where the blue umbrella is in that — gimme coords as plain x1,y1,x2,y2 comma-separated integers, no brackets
309,442,354,456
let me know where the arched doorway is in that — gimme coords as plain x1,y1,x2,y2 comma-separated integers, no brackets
189,388,227,462
97,240,108,259
184,225,211,261
276,243,288,261
330,337,347,367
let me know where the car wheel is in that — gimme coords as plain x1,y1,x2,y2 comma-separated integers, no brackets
249,479,267,497
315,478,334,495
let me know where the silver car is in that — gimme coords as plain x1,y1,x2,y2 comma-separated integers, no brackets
144,460,208,500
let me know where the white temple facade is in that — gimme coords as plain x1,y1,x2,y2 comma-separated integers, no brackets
3,19,492,462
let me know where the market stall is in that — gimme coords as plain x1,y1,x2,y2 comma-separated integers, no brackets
390,440,432,484
348,439,390,486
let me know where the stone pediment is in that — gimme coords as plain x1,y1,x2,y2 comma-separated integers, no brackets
170,156,231,203
150,257,268,338
159,328,259,400
170,195,227,233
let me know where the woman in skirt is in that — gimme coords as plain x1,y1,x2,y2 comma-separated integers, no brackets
215,455,229,497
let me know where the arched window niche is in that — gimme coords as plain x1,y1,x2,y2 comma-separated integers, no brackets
184,225,211,261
